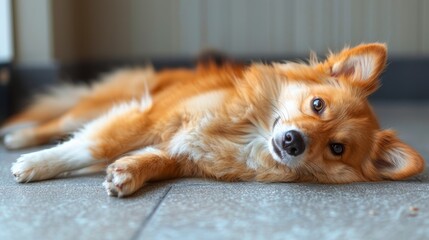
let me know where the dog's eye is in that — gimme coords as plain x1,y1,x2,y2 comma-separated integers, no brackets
330,143,344,156
312,98,325,114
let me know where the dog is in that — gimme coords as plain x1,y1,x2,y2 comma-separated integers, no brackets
2,43,424,197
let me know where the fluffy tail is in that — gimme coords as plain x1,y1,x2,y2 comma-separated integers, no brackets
197,50,231,68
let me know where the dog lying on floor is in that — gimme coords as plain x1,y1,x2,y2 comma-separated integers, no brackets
1,43,424,197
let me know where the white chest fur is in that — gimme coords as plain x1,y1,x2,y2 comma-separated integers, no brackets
168,90,227,159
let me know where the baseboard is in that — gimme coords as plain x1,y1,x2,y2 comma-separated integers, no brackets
10,63,60,113
7,56,429,115
0,62,12,122
370,57,429,101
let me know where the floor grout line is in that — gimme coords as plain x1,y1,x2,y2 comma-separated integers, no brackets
130,186,173,240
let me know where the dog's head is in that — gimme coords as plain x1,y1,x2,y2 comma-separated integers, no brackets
262,43,424,183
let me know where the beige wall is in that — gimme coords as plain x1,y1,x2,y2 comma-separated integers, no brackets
13,0,53,65
0,0,13,62
13,0,429,64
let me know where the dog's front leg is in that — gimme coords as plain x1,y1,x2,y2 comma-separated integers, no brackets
103,147,182,197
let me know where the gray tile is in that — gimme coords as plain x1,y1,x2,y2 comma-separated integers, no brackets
161,177,220,186
138,182,429,240
0,145,171,240
0,183,171,240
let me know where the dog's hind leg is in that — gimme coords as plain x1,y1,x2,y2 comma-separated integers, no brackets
3,118,65,149
0,84,90,136
3,97,121,149
3,68,156,149
11,98,156,183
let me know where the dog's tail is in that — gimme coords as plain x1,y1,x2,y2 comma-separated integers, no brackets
197,50,231,67
196,50,246,77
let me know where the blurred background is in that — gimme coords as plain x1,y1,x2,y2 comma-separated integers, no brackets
1,0,429,121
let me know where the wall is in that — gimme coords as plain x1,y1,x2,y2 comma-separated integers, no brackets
13,0,429,64
13,0,53,65
0,0,13,63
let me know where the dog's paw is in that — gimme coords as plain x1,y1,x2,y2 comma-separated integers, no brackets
11,151,56,183
11,154,40,182
103,162,141,197
4,130,33,150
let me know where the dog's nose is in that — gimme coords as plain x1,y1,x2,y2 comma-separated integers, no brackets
278,130,306,156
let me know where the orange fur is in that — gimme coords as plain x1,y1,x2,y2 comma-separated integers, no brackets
7,43,425,197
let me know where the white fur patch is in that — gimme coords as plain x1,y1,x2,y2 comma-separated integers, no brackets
332,62,343,76
278,83,309,121
168,129,204,160
128,146,165,157
182,90,226,111
60,116,84,132
140,80,153,111
333,54,375,81
4,129,33,149
11,137,95,182
168,91,226,160
386,149,408,170
82,96,152,137
103,163,134,197
352,54,375,81
242,136,271,169
0,121,36,136
274,62,302,72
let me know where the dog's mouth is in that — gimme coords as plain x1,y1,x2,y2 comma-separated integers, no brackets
271,138,295,166
271,138,283,159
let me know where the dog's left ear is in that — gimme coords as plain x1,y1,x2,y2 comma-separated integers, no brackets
365,130,425,181
327,43,387,96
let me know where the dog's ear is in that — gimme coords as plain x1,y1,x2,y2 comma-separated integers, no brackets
326,43,387,96
365,130,424,180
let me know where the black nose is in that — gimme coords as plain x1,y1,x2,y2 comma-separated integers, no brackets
278,130,306,156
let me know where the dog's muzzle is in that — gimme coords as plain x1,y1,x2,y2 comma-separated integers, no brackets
272,130,306,157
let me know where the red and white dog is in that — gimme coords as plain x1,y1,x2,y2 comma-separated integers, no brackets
1,43,424,197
